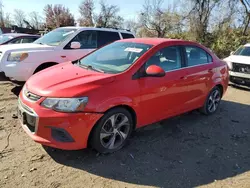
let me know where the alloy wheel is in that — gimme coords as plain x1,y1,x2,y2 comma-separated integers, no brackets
207,89,221,113
100,113,131,150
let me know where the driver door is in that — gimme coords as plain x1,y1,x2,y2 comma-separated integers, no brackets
138,45,191,126
63,30,97,62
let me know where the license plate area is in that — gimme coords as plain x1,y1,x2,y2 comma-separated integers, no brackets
18,108,36,133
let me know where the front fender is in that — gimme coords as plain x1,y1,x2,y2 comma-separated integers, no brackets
95,96,136,113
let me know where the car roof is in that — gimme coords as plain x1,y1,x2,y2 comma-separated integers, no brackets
244,43,250,47
118,38,189,46
59,26,134,34
1,33,40,37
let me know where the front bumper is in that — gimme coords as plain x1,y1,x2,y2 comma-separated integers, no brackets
18,91,103,150
229,71,250,86
3,62,34,81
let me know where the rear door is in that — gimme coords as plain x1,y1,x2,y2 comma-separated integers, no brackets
183,45,214,109
97,31,121,48
138,45,191,126
21,37,38,43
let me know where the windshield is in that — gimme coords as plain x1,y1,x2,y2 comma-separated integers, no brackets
79,42,153,74
234,46,250,56
34,28,77,46
0,35,14,44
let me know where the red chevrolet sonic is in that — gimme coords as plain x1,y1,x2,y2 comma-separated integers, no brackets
18,38,229,153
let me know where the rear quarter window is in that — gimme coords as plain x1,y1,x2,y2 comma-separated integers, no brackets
121,33,135,39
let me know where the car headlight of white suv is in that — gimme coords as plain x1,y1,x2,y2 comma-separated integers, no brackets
41,97,89,112
7,52,29,62
225,61,232,70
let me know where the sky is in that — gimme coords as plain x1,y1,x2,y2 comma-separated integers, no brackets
1,0,167,21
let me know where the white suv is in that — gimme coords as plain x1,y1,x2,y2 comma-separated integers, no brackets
0,27,135,81
224,44,250,87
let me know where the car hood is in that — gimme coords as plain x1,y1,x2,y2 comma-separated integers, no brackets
224,55,250,65
25,62,116,97
0,43,55,52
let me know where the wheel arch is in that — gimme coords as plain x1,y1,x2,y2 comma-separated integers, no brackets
33,62,58,74
87,104,137,148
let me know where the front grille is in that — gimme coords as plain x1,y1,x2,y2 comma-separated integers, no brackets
23,88,41,102
18,99,34,115
18,99,38,133
24,113,36,132
232,63,250,74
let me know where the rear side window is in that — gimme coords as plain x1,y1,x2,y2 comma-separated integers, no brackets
185,46,212,67
8,38,22,44
121,33,134,39
97,31,120,48
21,37,38,43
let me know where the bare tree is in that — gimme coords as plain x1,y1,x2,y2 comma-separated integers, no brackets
95,0,123,28
187,0,221,42
240,0,250,35
44,4,75,29
14,9,26,27
79,0,94,26
140,0,182,37
0,1,4,27
29,12,42,30
123,19,140,35
4,13,12,27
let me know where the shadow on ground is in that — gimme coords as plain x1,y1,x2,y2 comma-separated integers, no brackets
0,72,9,82
44,100,250,188
11,85,23,96
0,72,24,96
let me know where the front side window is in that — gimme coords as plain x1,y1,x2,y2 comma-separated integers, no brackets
21,37,37,43
234,46,250,56
66,31,97,49
145,46,182,72
78,42,152,74
34,28,77,46
97,31,120,48
185,46,212,66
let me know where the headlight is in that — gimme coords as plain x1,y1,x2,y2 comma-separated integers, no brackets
41,97,88,112
226,61,232,70
7,52,29,62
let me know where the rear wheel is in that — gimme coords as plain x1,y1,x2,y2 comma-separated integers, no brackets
90,108,133,154
200,86,222,115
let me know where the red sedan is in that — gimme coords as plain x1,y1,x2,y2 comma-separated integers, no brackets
18,38,229,153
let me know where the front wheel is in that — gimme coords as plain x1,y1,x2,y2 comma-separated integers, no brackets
90,108,134,154
200,86,222,115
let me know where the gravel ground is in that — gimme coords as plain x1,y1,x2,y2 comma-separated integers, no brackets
0,72,250,188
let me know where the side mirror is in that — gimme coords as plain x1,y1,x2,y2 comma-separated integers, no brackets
70,42,81,49
146,65,165,77
230,51,234,55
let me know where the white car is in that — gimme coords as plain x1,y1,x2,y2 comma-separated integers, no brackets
0,27,135,81
224,44,250,87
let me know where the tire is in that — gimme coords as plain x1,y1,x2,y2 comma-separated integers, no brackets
90,107,134,154
200,86,222,115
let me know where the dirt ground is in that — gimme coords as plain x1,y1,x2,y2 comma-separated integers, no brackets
0,73,250,188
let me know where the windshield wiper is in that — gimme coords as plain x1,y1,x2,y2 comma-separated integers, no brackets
78,63,105,73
